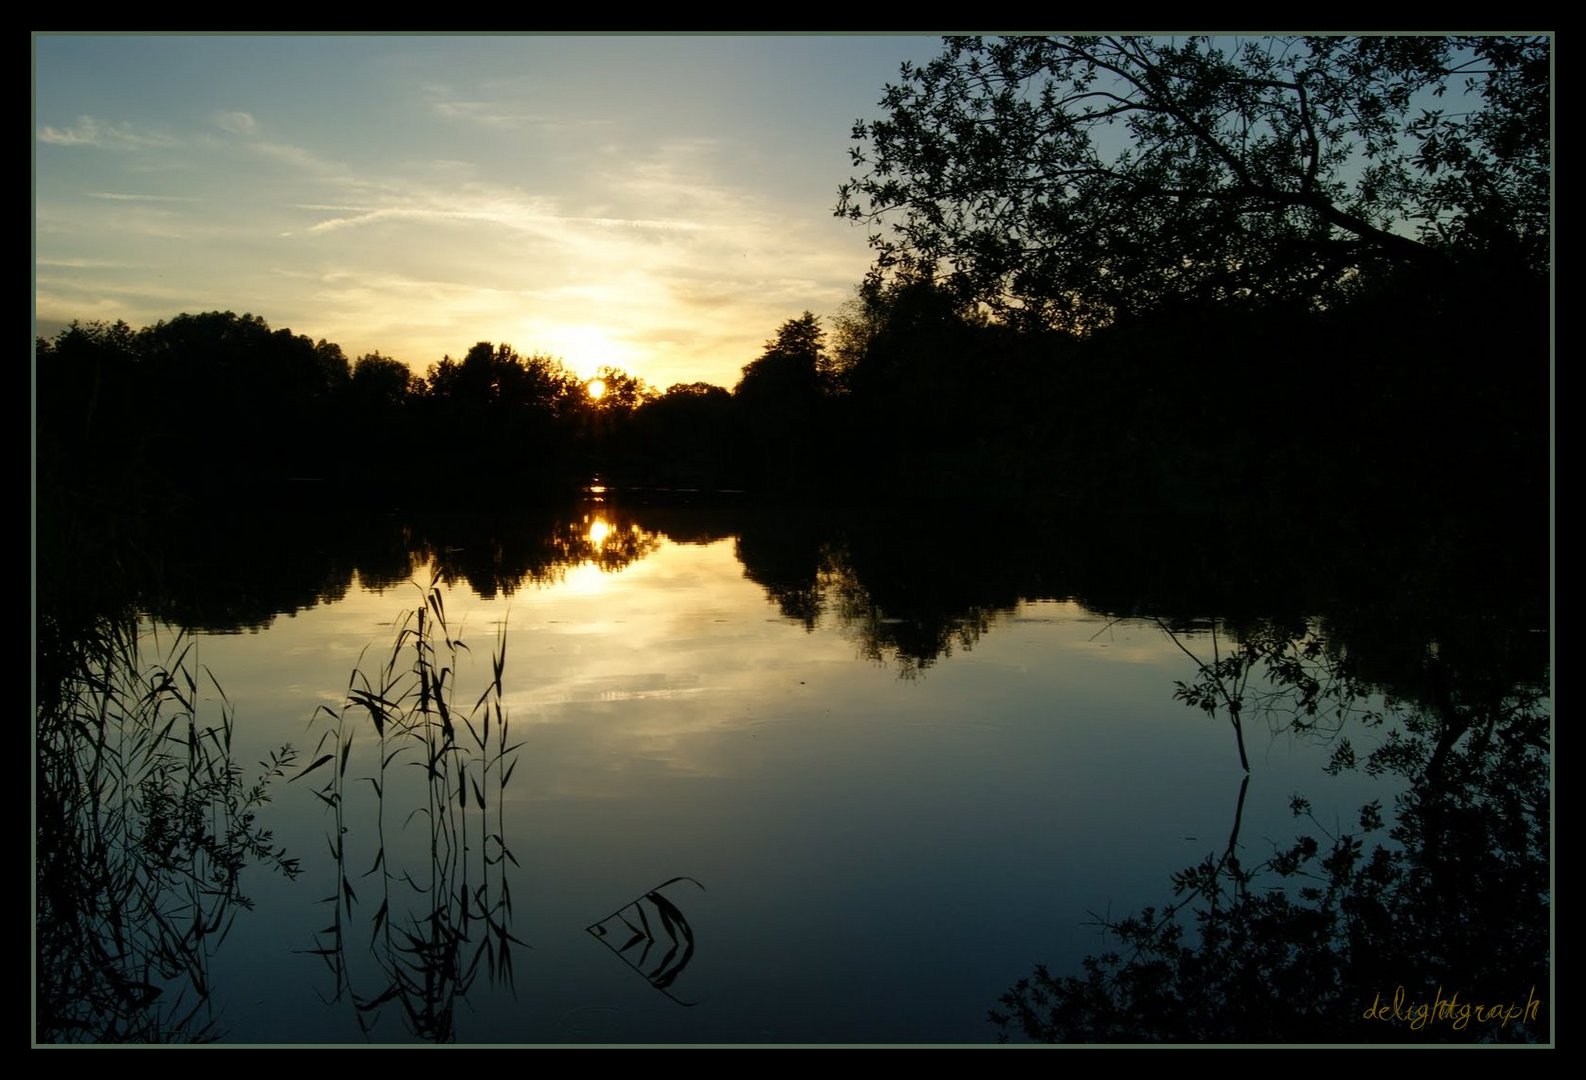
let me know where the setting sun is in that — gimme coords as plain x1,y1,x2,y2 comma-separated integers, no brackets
587,379,606,401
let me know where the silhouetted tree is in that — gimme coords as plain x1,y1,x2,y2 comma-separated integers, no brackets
735,311,830,402
121,311,350,486
588,364,655,413
731,313,842,490
826,275,1066,497
348,351,420,411
425,342,576,414
36,319,145,484
624,382,737,489
417,342,583,493
838,36,1549,329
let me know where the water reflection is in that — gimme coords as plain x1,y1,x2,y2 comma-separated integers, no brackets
35,624,301,1042
991,620,1550,1043
422,508,664,599
298,580,522,1042
733,506,1022,674
587,877,707,1006
36,494,1549,1043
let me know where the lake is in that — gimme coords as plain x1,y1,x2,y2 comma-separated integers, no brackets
35,492,1551,1045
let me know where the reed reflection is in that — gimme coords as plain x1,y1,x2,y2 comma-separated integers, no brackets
35,625,300,1043
586,877,707,1007
297,577,521,1043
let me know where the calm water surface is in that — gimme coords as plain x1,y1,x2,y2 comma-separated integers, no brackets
114,499,1446,1044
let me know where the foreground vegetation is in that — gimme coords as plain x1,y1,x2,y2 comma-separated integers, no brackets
35,618,299,1042
296,575,522,1042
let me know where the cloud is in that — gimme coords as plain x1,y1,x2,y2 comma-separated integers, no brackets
37,115,177,149
251,139,345,176
87,192,199,203
429,100,534,130
33,92,877,388
215,110,257,134
289,203,378,212
34,256,145,269
426,94,615,133
302,205,509,235
204,111,361,185
295,190,711,242
267,138,872,382
565,215,715,232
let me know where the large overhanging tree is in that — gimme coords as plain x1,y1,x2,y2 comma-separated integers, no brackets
836,35,1549,331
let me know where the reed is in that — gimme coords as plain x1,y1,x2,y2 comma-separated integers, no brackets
296,569,522,1042
35,618,300,1043
586,877,706,1005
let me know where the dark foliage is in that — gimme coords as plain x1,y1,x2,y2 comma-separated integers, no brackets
839,35,1548,330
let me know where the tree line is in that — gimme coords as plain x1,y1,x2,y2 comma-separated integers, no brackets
34,311,721,503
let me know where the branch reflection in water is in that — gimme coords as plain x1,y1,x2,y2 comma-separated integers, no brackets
992,617,1549,1043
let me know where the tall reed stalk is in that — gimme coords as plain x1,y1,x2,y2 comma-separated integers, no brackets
297,570,522,1042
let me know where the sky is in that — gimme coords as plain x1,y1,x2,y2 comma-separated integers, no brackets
33,33,949,389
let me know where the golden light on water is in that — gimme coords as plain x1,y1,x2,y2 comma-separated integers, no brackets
555,514,616,597
560,561,608,596
587,379,607,400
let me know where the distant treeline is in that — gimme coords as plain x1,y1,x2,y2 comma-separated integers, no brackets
35,258,1547,531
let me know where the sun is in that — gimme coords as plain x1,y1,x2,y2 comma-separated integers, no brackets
587,378,606,401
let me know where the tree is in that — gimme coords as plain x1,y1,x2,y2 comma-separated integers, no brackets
348,352,420,411
424,343,577,415
731,313,841,488
735,312,830,402
121,311,352,483
36,320,145,490
586,364,655,413
837,35,1549,331
312,338,351,397
829,273,989,396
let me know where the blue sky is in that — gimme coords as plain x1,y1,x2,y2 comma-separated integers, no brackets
34,33,948,389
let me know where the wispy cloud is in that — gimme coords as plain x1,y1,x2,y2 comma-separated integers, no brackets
215,110,257,135
271,137,869,382
427,94,615,133
36,275,208,301
429,100,537,130
289,202,381,212
34,62,879,388
37,115,177,149
205,111,360,185
34,256,146,269
251,139,344,175
299,199,713,238
87,192,199,203
302,205,508,235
